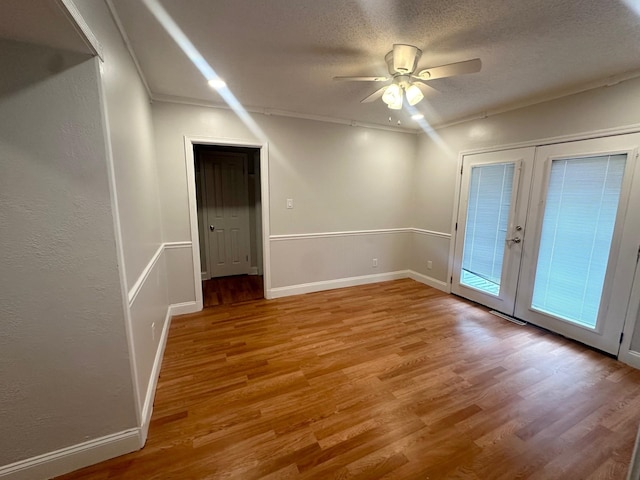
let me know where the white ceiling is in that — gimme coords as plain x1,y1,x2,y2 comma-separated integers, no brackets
42,1,640,129
108,0,640,130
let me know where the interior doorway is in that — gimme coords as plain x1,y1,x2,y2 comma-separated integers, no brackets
194,144,264,306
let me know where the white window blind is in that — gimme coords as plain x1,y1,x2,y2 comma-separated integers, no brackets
461,162,515,296
531,154,626,328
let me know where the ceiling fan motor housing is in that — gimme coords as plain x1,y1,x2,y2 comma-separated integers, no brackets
386,44,422,75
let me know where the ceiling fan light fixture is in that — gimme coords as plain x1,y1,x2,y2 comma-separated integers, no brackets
388,95,403,109
405,84,424,106
382,83,402,106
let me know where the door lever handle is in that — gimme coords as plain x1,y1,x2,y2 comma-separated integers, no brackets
209,225,215,231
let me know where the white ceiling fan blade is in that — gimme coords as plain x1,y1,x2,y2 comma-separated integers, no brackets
361,86,388,103
333,76,389,82
417,58,482,81
413,81,440,94
412,79,441,92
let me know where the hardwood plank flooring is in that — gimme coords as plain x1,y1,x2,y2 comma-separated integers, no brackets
203,275,264,307
56,279,640,479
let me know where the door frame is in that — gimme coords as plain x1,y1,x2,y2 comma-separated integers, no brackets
448,125,640,360
513,141,638,355
184,135,271,309
451,149,533,314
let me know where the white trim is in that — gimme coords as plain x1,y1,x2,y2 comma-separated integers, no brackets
408,270,450,293
269,228,450,241
104,0,153,98
259,143,271,297
127,244,164,306
249,266,259,275
94,60,142,422
139,308,172,447
163,241,192,249
270,228,410,241
458,124,640,158
169,301,200,316
410,228,452,239
620,350,640,370
152,95,418,135
430,70,640,131
184,136,271,305
269,271,410,298
0,429,140,480
56,0,104,59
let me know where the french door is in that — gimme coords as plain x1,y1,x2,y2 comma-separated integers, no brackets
452,147,535,313
453,134,640,355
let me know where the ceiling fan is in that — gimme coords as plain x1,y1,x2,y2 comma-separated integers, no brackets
333,44,481,110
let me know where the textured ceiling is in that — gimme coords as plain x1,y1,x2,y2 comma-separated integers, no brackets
108,1,640,128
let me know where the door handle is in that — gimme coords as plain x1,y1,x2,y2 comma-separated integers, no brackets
209,225,215,231
506,236,521,245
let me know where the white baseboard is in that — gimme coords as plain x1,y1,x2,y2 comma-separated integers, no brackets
620,349,640,370
268,270,409,298
0,429,140,480
407,270,450,293
249,266,259,275
169,301,200,316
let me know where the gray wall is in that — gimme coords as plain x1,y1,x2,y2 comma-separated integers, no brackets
0,39,136,465
75,0,169,418
153,102,418,298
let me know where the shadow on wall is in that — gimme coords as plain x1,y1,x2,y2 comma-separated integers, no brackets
0,38,91,100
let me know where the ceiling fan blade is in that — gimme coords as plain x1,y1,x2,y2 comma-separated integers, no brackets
333,76,389,82
417,58,482,81
361,86,388,103
412,81,440,94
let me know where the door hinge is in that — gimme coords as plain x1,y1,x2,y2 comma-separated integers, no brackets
460,165,463,174
246,255,249,262
450,276,453,283
620,332,624,344
637,245,640,263
455,222,458,231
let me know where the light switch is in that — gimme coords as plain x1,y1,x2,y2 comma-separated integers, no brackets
286,198,293,209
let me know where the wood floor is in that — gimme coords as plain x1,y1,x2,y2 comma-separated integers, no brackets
203,275,264,307
57,279,640,479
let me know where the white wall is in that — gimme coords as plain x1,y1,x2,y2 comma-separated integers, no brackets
0,39,136,467
152,102,419,299
74,0,169,421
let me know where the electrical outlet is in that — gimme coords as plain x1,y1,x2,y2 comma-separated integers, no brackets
152,322,156,341
372,258,378,268
427,260,433,270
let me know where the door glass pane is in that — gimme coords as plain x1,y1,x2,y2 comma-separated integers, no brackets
461,162,515,296
531,154,626,328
